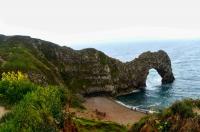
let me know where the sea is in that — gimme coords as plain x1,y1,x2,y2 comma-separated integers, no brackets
71,40,200,111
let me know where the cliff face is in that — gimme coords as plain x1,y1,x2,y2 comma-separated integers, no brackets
0,35,175,96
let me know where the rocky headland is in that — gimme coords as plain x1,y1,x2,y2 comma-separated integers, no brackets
0,34,175,96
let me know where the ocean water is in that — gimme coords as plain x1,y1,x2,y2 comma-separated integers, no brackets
72,40,200,111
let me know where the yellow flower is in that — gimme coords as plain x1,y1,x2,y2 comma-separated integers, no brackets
1,71,28,82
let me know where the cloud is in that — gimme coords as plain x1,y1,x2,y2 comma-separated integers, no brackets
0,0,200,45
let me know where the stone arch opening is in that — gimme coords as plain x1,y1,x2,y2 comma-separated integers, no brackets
146,69,162,89
129,50,175,90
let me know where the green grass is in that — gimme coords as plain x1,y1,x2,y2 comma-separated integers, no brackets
0,42,60,85
0,86,64,132
0,47,49,72
74,118,127,132
0,72,126,131
0,80,37,105
0,72,65,131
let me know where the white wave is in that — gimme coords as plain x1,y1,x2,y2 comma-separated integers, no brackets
131,89,141,93
115,100,157,114
148,102,161,107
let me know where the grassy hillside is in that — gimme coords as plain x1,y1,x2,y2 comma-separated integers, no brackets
0,35,63,85
0,35,122,95
0,71,126,132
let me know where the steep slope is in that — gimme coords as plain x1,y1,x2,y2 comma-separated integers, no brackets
0,34,175,96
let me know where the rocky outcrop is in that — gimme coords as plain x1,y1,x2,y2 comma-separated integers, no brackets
0,35,175,96
126,50,175,88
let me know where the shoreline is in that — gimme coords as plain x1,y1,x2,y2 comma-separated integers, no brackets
114,89,158,114
71,96,146,125
114,100,157,114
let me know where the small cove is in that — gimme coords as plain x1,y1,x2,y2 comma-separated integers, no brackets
73,40,200,111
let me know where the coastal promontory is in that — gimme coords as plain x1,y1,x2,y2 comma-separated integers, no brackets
0,35,175,96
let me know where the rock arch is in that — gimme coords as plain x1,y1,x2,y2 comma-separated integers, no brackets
125,50,175,90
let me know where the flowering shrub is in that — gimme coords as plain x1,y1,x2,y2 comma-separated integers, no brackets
1,71,28,82
0,71,36,105
0,72,65,131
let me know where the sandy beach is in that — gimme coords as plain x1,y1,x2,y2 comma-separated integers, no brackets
70,97,146,125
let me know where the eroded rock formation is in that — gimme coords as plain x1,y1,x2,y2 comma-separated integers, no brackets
0,35,175,96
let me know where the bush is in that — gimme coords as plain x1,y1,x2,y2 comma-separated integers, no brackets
0,72,37,105
0,86,64,132
130,99,198,131
171,100,194,118
0,71,67,131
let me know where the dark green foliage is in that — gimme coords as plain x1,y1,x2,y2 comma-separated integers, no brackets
171,100,194,118
0,77,125,132
0,71,87,131
0,80,37,105
0,71,66,131
0,86,64,132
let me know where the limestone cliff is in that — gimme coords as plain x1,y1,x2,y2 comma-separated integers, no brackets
0,35,175,96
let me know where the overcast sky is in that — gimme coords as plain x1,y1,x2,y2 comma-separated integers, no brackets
0,0,200,46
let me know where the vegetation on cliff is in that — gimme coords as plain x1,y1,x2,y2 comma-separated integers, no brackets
131,99,200,132
0,72,126,132
72,117,127,132
0,35,174,96
0,72,66,131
